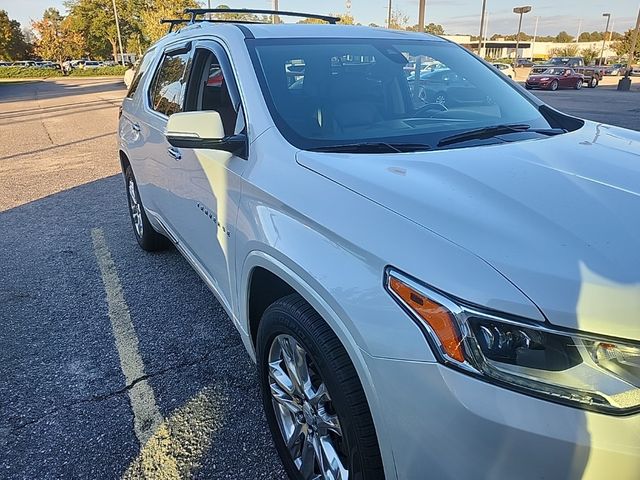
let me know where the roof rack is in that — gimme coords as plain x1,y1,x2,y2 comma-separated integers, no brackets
160,17,265,33
183,8,340,25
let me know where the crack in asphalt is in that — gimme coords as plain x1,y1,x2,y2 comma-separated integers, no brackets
5,352,213,437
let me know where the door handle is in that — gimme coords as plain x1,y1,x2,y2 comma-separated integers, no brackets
132,123,141,132
167,147,182,161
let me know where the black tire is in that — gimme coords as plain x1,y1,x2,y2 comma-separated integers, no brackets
574,79,583,90
124,165,169,251
257,294,384,480
549,80,558,91
588,77,598,88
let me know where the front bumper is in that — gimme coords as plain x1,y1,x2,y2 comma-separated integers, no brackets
526,80,551,89
365,353,640,480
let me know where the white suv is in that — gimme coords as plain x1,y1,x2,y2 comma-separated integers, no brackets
118,9,640,480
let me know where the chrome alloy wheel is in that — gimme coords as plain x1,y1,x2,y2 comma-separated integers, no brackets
128,179,144,238
268,334,349,480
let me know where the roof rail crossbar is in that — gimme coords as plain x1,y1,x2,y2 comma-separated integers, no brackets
160,19,189,33
161,17,266,33
183,8,340,25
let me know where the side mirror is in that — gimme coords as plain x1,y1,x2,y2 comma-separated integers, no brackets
165,111,246,156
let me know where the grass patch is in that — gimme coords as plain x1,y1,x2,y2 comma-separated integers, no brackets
0,65,127,78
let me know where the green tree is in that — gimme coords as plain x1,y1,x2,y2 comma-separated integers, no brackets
549,44,580,57
408,22,444,35
31,8,86,63
555,31,574,43
505,31,531,41
138,0,199,44
0,10,31,60
612,29,640,60
388,8,409,30
581,46,600,65
65,0,147,59
578,32,591,42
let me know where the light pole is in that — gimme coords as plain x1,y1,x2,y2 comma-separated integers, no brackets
575,18,582,43
112,0,125,65
273,0,279,24
387,0,392,28
599,13,611,65
418,0,426,32
531,15,539,60
478,0,488,57
513,6,531,65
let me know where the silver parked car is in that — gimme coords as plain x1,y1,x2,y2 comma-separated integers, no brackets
118,9,640,480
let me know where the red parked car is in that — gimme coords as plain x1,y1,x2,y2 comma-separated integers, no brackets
525,67,584,91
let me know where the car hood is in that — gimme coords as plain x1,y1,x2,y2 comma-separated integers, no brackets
527,74,557,80
297,122,640,341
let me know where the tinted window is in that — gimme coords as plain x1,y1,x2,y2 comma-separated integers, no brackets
149,50,191,116
184,49,240,136
250,39,553,150
126,49,155,98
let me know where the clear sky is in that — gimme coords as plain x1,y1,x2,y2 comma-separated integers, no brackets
3,0,638,37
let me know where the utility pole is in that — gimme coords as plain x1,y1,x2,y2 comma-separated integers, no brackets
600,13,611,65
482,11,490,55
618,5,639,91
478,0,488,57
418,0,426,32
575,18,582,42
531,15,539,60
513,6,531,65
273,0,279,24
387,0,392,28
112,0,125,65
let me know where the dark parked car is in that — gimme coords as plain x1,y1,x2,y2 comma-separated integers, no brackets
514,58,534,68
408,67,488,108
605,63,628,76
525,67,584,91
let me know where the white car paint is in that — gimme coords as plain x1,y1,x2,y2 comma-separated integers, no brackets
119,22,640,479
493,62,516,78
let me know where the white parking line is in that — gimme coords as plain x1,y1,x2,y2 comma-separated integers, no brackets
91,227,163,445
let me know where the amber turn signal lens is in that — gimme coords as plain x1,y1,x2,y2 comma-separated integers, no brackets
389,276,465,362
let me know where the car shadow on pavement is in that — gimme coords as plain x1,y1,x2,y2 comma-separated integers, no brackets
0,175,284,479
0,79,126,104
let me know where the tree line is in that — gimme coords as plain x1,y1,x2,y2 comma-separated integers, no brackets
0,2,638,63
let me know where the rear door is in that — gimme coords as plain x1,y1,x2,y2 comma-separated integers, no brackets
120,47,158,209
165,40,248,312
140,41,193,231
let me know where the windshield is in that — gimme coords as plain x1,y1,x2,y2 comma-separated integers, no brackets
249,38,554,150
548,58,570,65
541,68,566,75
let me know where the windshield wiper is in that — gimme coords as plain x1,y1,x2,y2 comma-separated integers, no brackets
309,142,432,153
437,124,567,148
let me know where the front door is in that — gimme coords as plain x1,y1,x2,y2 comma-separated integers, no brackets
164,41,248,312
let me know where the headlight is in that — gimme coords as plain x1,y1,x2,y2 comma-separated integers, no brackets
386,269,640,414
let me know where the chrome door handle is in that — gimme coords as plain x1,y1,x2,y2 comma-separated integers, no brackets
132,123,141,132
167,147,182,160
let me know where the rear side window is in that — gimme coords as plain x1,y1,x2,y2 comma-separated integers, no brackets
126,49,156,99
149,50,191,116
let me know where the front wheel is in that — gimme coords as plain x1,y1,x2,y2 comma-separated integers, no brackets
549,80,558,91
257,294,384,480
588,77,598,88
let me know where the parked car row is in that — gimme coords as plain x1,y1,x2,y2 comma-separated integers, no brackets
0,60,60,69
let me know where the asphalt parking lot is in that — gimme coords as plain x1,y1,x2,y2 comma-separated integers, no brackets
1,78,639,479
0,79,285,479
